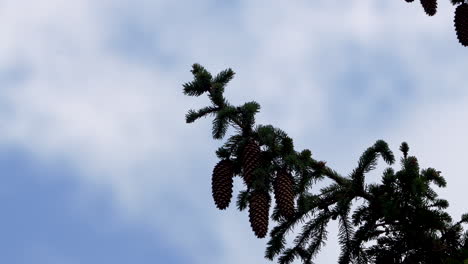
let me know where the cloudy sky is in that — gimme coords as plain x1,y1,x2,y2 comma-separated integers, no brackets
1,0,467,263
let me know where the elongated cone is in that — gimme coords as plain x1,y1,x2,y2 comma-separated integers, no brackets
242,140,261,186
420,0,437,16
212,160,234,210
249,191,270,238
273,169,295,218
455,3,468,46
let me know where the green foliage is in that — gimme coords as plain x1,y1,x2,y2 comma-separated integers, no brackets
399,142,409,158
462,214,468,223
183,64,241,140
213,68,235,86
185,106,218,123
423,167,447,187
184,64,468,264
212,106,237,139
451,0,466,5
236,190,250,211
182,64,212,96
337,202,354,264
239,101,261,131
349,140,395,195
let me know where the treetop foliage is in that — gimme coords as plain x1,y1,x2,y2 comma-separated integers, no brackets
183,64,468,263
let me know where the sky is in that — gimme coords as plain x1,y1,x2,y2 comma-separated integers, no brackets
0,0,467,263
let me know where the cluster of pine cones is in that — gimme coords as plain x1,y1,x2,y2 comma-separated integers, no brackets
211,139,295,238
404,0,468,46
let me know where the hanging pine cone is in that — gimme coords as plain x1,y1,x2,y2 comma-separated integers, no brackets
249,191,270,238
273,169,295,218
212,159,234,210
454,3,468,46
242,139,261,186
317,161,327,170
420,0,437,16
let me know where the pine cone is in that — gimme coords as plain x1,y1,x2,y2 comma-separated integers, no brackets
212,160,234,210
420,0,437,16
273,169,295,218
454,3,468,46
249,191,270,238
317,161,327,170
242,140,261,186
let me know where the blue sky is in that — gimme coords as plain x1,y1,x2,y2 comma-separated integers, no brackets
1,0,468,263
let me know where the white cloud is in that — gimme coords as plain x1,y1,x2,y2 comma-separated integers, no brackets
1,0,467,263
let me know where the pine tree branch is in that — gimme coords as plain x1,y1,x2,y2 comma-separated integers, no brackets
183,65,468,264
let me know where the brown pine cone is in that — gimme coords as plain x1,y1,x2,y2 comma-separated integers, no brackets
248,191,270,238
212,160,234,210
317,161,327,170
273,169,295,218
420,0,437,16
455,3,468,46
242,139,261,186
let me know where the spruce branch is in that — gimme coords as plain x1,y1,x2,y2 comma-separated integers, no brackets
349,140,395,195
400,142,409,159
208,82,227,107
212,106,237,139
185,106,218,123
422,167,447,187
303,218,328,263
277,248,296,264
461,213,468,223
266,210,317,260
184,64,468,264
236,190,250,211
451,0,465,5
337,206,354,264
213,68,235,86
182,63,212,96
431,198,450,209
